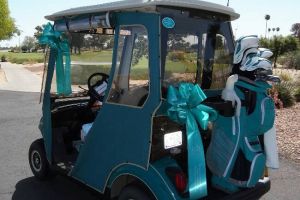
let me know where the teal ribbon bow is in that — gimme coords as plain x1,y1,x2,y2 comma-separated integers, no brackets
39,23,71,95
167,83,218,199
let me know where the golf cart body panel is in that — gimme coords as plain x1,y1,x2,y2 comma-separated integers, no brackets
107,157,182,200
40,49,56,162
32,1,274,199
69,12,161,192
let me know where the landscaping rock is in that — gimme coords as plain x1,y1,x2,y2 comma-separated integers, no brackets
275,103,300,164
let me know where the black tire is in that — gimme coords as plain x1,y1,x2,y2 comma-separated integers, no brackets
28,138,52,180
118,184,155,200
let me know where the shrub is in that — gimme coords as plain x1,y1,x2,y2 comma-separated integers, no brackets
295,87,300,102
21,46,28,53
283,51,300,69
278,71,293,82
272,82,295,108
269,86,283,109
169,51,186,62
1,55,7,62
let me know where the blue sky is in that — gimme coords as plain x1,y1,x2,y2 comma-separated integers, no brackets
1,0,299,47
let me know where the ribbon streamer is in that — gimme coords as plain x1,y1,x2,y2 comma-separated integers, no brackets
167,83,218,199
39,23,72,95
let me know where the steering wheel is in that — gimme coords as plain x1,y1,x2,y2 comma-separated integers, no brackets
88,73,109,102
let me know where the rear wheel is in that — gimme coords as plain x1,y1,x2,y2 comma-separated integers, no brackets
118,184,155,200
29,139,52,180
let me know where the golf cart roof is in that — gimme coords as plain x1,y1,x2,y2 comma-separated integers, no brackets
45,0,240,21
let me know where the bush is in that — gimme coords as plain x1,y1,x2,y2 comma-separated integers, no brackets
1,55,7,62
169,51,186,62
282,51,300,69
295,87,300,102
272,82,295,108
269,86,283,109
21,46,28,53
278,71,293,82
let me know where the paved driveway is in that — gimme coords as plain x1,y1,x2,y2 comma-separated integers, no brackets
0,62,41,92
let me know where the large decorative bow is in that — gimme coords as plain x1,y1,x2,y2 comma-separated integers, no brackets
39,23,71,95
167,83,218,200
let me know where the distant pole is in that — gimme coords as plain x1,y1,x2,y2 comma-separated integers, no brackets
227,0,230,6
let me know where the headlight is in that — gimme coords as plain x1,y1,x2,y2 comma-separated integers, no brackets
164,131,183,149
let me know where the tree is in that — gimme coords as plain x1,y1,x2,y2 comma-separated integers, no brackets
83,34,112,51
22,36,36,52
168,34,190,51
34,25,46,51
259,35,299,68
132,35,148,66
68,33,84,54
0,0,17,41
291,23,300,39
265,14,271,38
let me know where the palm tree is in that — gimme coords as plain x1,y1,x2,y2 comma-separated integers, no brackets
15,29,22,51
265,14,271,38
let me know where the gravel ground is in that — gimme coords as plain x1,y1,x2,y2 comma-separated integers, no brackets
275,103,300,164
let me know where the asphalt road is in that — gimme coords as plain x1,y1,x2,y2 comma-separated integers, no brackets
0,91,100,200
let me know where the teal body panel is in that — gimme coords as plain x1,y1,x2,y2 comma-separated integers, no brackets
70,12,161,192
40,49,56,163
107,157,184,200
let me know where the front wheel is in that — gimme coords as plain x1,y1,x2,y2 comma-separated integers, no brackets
28,139,52,180
118,184,155,200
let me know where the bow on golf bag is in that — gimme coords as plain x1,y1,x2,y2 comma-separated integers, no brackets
206,35,278,193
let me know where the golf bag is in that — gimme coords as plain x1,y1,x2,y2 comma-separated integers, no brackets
206,78,275,193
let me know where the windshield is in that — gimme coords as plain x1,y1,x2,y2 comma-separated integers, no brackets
50,32,114,95
160,7,235,90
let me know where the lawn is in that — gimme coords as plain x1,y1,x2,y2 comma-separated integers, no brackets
71,50,113,62
0,50,114,64
0,52,44,64
1,50,196,72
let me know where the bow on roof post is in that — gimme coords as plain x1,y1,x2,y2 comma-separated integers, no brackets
39,23,72,96
167,83,218,199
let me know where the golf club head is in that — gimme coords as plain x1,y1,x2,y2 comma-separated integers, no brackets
266,75,281,83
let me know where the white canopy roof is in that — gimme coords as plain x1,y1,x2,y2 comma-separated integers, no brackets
46,0,239,21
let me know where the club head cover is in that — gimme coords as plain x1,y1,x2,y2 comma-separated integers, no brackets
234,35,259,64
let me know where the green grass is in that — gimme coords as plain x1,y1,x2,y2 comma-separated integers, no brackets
0,52,44,64
0,50,114,65
71,50,113,62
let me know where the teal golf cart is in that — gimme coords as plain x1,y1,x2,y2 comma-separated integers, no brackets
28,0,276,199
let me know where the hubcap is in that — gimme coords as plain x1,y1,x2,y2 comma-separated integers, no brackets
31,150,42,172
